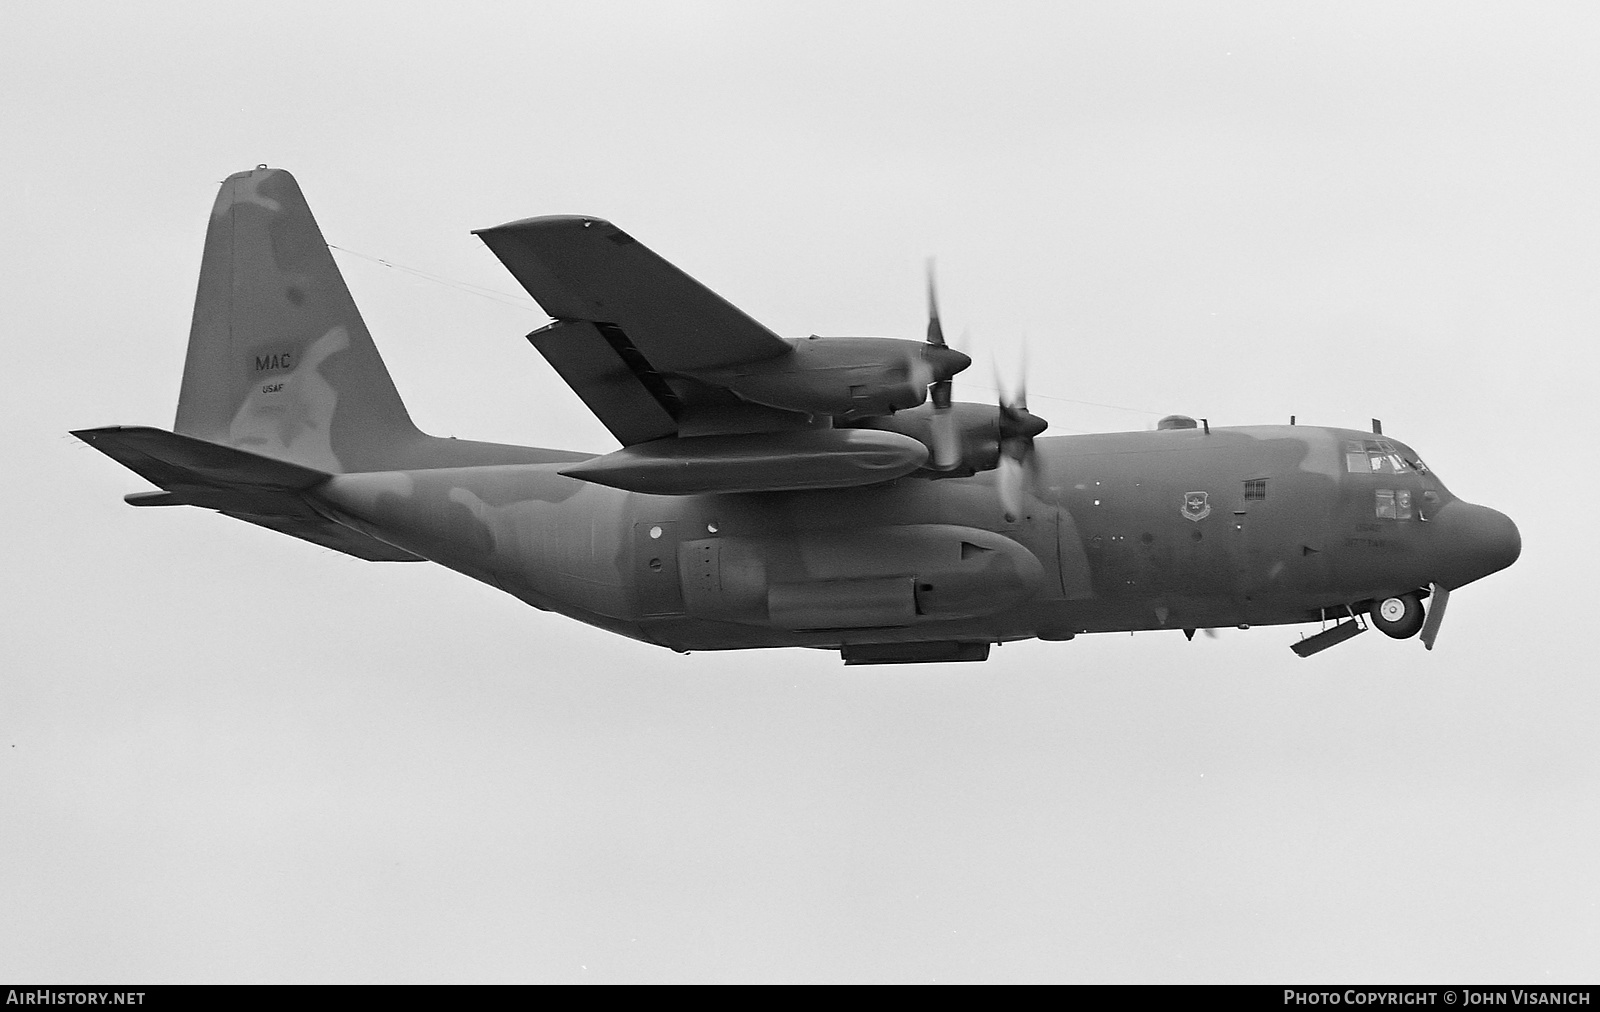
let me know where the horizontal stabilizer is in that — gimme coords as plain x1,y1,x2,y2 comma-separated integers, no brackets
76,426,329,500
73,426,420,562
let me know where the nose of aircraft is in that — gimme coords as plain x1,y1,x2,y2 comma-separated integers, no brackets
1428,501,1521,589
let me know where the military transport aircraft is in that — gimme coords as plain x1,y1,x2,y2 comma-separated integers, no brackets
74,167,1520,664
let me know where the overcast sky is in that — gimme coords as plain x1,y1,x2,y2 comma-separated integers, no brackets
3,1,1596,983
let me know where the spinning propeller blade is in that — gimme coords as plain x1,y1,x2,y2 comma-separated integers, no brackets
925,258,946,348
994,346,1047,517
924,260,960,469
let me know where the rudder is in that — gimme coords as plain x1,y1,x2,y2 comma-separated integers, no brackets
174,166,423,472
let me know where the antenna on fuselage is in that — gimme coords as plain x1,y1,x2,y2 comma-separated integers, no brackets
1372,418,1383,434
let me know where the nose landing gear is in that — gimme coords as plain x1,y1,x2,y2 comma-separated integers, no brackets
1371,592,1425,639
1294,588,1450,657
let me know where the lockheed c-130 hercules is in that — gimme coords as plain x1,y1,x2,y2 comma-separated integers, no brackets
74,167,1520,664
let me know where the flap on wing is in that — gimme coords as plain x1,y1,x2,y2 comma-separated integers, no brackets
529,319,819,447
475,215,792,374
530,320,679,446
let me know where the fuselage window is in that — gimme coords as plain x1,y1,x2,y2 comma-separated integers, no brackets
1376,489,1396,519
1346,439,1411,474
1244,479,1266,501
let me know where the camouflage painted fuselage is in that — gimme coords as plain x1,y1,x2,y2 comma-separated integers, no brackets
314,423,1516,653
77,167,1518,660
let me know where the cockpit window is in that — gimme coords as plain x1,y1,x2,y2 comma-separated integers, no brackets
1375,489,1414,520
1345,439,1411,475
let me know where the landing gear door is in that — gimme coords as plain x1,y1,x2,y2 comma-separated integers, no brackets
634,521,686,617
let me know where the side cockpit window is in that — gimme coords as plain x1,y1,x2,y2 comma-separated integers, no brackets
1345,439,1412,475
1375,489,1413,520
1375,489,1395,519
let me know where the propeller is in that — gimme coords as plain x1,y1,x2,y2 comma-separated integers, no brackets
917,261,1043,489
995,348,1048,518
924,261,961,470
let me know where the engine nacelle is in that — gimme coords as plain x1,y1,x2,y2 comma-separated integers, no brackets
848,402,1003,476
560,427,928,495
705,337,970,419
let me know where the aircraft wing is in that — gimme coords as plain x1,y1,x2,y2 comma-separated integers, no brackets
475,216,800,446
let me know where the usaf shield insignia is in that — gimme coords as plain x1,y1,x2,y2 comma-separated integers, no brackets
1182,491,1212,522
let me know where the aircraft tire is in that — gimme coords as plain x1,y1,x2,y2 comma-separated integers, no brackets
1371,593,1425,639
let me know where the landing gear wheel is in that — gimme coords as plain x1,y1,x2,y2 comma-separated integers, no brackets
1371,593,1425,639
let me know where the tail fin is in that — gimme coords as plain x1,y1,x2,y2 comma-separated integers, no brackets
174,166,423,472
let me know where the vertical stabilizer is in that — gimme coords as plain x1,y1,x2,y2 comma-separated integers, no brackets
174,166,423,472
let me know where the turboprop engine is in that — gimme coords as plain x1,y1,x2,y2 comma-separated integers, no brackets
706,336,971,419
846,394,1048,517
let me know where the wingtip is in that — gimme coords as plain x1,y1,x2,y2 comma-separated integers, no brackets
474,214,613,235
69,425,125,443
